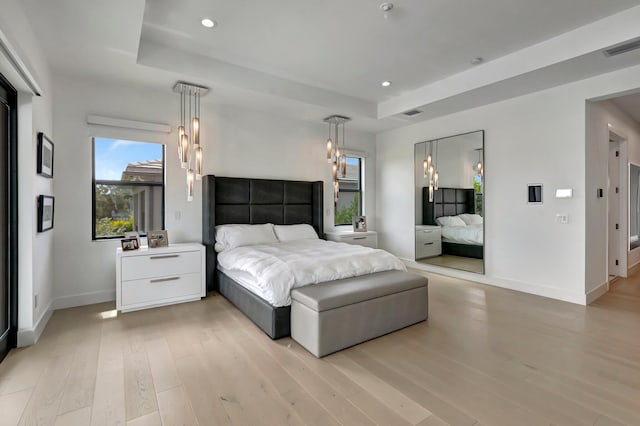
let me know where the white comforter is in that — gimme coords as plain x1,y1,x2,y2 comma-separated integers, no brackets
217,239,406,307
441,224,484,245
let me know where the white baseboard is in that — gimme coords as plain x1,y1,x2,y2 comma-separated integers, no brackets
405,259,586,305
17,300,53,347
52,289,115,310
586,281,609,305
628,259,640,276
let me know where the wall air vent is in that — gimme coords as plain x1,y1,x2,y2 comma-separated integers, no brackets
403,109,422,117
604,38,640,57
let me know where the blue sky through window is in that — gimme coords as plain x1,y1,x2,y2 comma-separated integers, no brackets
94,137,163,181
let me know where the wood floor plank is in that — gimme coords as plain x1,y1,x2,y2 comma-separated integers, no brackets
123,351,158,421
174,353,232,426
0,388,32,426
327,352,432,425
156,386,198,426
144,338,180,393
18,353,74,426
126,411,161,426
54,407,92,426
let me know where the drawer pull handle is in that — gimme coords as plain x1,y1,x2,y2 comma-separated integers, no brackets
422,230,433,233
424,242,434,245
150,254,180,260
150,277,180,283
353,237,367,240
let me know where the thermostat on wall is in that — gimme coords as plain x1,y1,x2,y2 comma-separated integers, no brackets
555,188,573,199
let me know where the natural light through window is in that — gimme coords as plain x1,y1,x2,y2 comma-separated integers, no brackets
334,156,363,226
92,138,165,239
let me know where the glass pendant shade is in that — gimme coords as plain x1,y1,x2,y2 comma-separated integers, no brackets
326,138,332,162
423,159,428,178
178,125,185,161
428,184,434,202
427,154,432,171
335,146,340,163
187,169,195,201
195,146,203,180
429,165,434,177
434,171,439,190
192,117,200,145
180,134,189,168
332,162,338,181
341,153,346,178
333,180,339,203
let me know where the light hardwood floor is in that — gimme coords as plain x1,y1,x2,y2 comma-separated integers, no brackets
1,271,639,425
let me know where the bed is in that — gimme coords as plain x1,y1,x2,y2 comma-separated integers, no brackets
422,187,484,259
202,175,406,339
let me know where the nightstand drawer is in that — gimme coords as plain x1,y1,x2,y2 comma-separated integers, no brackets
121,250,201,281
340,234,377,248
121,273,202,306
416,239,442,258
416,228,441,245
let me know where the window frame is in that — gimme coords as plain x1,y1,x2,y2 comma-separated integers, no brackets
334,156,364,227
91,137,166,240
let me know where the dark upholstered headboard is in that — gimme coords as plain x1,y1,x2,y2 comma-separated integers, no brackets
422,187,474,226
202,175,323,291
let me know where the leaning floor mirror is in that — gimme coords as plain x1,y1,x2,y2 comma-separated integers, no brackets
414,130,485,274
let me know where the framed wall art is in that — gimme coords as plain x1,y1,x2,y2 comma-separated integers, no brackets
37,132,54,178
37,195,54,232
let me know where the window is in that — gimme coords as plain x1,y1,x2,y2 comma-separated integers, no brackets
334,156,363,226
92,138,165,239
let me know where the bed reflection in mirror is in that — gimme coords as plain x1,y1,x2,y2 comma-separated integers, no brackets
414,131,484,274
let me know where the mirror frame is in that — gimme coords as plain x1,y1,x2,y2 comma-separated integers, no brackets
629,161,640,252
413,130,485,274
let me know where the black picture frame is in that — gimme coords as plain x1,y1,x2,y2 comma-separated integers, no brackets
37,132,54,178
37,195,54,232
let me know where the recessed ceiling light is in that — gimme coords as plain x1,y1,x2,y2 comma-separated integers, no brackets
471,57,484,65
201,18,216,28
380,2,394,12
381,81,392,87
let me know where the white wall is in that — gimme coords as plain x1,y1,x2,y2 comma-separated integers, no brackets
586,100,640,281
51,74,376,306
0,0,55,345
377,63,640,305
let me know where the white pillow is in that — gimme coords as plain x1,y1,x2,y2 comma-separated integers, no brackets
274,224,319,242
214,224,278,252
457,214,483,226
435,216,466,227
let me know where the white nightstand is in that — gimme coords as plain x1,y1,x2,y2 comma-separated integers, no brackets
325,230,378,249
116,243,206,312
415,225,442,259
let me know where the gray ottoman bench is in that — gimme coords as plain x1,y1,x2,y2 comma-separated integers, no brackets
290,270,428,357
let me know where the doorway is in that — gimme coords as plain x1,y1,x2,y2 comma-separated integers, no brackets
608,129,627,281
0,73,17,363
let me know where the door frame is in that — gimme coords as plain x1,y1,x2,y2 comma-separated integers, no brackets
0,71,18,360
607,125,628,280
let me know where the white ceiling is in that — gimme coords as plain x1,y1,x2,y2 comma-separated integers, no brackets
19,0,640,132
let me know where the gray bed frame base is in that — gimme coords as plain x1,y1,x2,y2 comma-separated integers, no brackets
202,175,323,339
422,187,484,259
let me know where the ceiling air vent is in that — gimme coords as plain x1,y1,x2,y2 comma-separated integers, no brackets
604,38,640,57
403,109,422,117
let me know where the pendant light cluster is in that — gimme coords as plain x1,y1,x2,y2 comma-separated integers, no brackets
323,115,350,203
423,140,439,202
174,81,208,201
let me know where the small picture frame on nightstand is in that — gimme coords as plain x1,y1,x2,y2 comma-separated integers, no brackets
352,215,367,232
121,238,139,251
